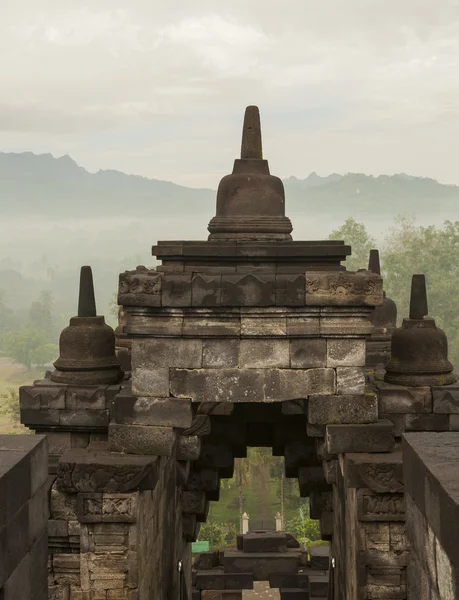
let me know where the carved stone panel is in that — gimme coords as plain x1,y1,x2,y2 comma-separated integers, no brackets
77,492,138,523
357,490,405,522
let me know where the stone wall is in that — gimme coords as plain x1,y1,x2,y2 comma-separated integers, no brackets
47,441,190,600
0,435,49,600
403,432,459,600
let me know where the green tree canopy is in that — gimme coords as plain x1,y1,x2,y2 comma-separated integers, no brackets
4,328,47,370
329,217,376,272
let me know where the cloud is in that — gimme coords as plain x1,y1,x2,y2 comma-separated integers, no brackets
2,1,459,185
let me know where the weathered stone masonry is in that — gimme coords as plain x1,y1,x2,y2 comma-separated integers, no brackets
2,104,456,600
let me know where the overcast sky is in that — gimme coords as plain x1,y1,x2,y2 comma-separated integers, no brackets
2,0,459,188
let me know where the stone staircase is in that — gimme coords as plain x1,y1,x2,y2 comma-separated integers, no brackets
191,532,330,599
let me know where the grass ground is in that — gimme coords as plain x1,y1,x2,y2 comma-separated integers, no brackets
0,357,45,434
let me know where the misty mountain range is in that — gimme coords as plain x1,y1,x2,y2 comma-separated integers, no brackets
1,151,458,220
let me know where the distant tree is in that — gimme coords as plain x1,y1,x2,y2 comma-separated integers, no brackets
29,290,55,337
197,520,237,550
4,329,47,371
329,218,376,271
383,217,459,369
30,342,58,367
0,289,18,347
0,387,20,425
286,502,321,547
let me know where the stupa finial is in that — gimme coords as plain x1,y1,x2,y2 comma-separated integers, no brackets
368,249,381,275
78,266,97,317
241,106,263,160
409,274,428,320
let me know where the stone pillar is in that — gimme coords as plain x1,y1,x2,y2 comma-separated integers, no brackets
242,513,249,534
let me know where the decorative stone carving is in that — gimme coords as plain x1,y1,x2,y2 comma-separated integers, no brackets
56,448,159,493
358,491,405,521
77,493,137,523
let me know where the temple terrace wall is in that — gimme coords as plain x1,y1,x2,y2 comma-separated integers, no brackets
403,432,459,600
0,435,49,600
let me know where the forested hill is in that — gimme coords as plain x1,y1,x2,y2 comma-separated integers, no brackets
1,151,458,220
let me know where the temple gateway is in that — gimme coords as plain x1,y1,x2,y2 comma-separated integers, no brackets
1,106,458,600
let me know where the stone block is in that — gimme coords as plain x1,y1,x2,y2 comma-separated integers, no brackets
269,572,310,589
108,423,175,456
306,423,325,438
326,420,395,454
176,459,191,486
305,270,382,306
297,466,329,496
170,369,265,403
0,435,48,529
181,490,207,516
449,415,459,430
185,468,220,494
379,413,406,436
345,451,403,493
222,551,301,581
202,340,240,368
309,545,330,570
377,383,432,414
118,268,162,307
320,314,372,337
327,339,366,367
59,409,109,428
239,339,290,368
224,573,254,589
323,460,338,484
336,367,365,395
405,414,449,431
357,490,405,522
20,408,60,427
19,386,41,409
192,274,222,307
177,435,201,461
161,274,192,306
242,532,288,553
221,273,275,306
113,395,192,428
132,338,203,369
183,314,241,337
29,482,50,546
66,386,107,410
265,368,335,401
275,274,306,306
307,394,378,425
56,447,158,493
132,367,169,397
286,315,320,336
432,384,459,413
290,339,327,368
241,315,287,336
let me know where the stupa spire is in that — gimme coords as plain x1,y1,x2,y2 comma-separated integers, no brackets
207,105,292,241
368,249,381,275
409,274,428,320
78,266,97,317
241,106,263,160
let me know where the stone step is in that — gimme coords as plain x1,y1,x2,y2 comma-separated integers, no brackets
279,589,310,599
269,569,326,589
223,551,301,580
309,546,330,571
195,571,253,590
309,575,329,597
